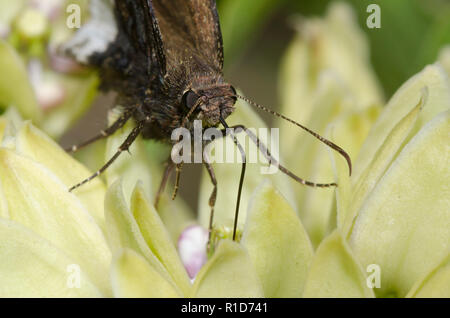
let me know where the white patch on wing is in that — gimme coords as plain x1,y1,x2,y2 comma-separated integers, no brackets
63,0,117,63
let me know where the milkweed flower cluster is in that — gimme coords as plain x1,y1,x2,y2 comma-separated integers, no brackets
0,2,448,298
0,0,97,138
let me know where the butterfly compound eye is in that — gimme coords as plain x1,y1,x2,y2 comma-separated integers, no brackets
182,90,200,109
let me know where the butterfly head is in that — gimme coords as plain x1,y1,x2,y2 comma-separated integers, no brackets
181,83,237,127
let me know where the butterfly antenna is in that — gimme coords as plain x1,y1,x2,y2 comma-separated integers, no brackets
236,94,352,176
219,116,246,241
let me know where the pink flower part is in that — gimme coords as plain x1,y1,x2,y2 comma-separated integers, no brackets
49,46,84,74
0,24,10,39
178,225,208,280
28,59,66,110
30,0,62,20
36,81,66,111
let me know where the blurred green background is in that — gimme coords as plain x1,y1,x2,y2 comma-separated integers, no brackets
219,0,450,108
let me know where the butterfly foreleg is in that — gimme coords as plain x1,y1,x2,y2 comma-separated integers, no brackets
203,159,218,253
154,157,176,208
64,108,135,153
171,163,184,201
69,121,144,192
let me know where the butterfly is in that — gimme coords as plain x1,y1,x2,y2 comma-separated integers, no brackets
65,0,352,249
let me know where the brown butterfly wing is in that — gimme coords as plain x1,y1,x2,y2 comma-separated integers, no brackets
114,0,167,76
151,0,224,74
86,0,223,94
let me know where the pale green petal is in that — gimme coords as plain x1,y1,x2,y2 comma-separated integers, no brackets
1,107,23,134
73,139,107,176
278,2,382,155
0,115,9,220
193,240,263,298
280,60,353,168
0,117,6,141
280,2,382,116
293,98,379,248
105,112,154,205
308,104,381,242
349,111,450,297
354,64,450,182
0,218,102,297
283,74,353,247
14,8,49,42
41,73,99,139
345,91,426,234
141,140,195,244
0,149,111,295
156,193,196,245
15,122,106,228
302,231,375,298
278,34,316,129
330,135,350,232
131,183,191,296
0,109,22,148
241,181,313,297
327,106,381,231
407,254,450,298
104,180,181,293
111,248,180,298
0,177,7,218
438,46,450,76
140,140,196,244
0,0,24,26
0,40,41,121
322,2,384,106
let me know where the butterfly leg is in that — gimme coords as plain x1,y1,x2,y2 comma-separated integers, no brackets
154,158,175,208
69,122,144,192
64,109,134,153
171,163,184,200
202,125,247,250
217,121,247,242
203,160,217,253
